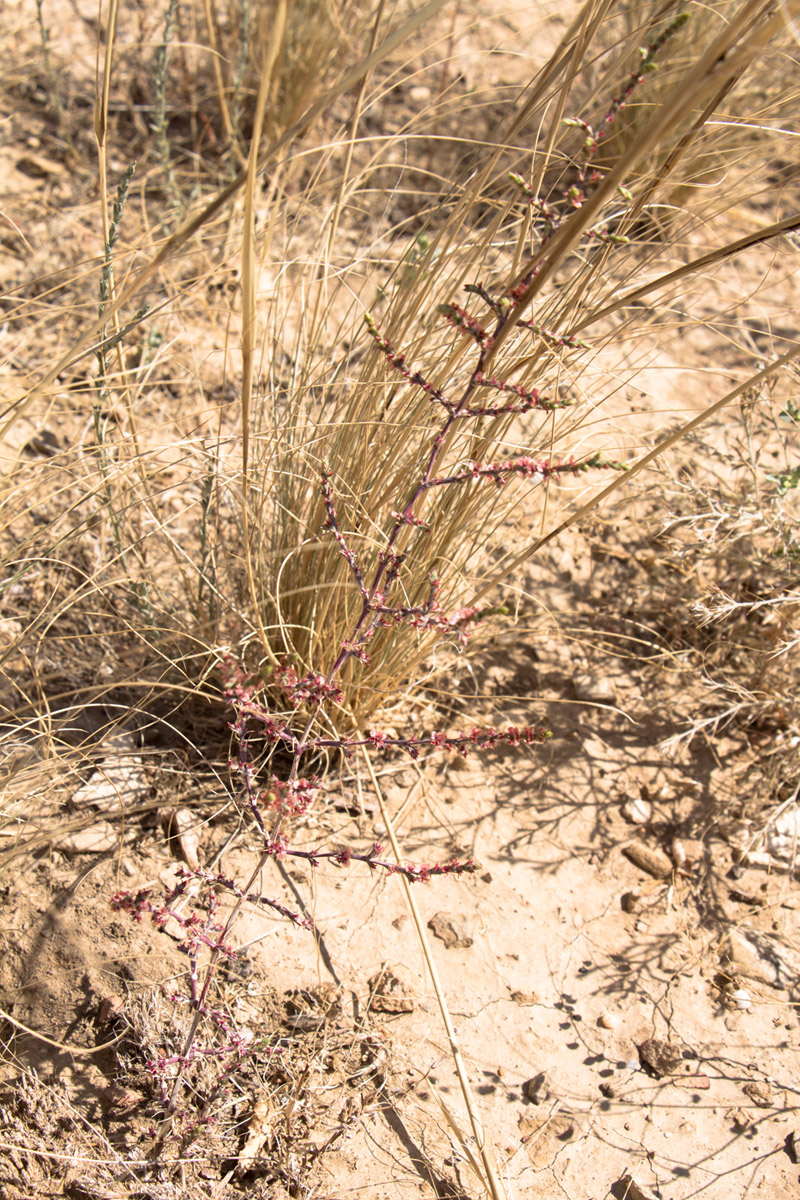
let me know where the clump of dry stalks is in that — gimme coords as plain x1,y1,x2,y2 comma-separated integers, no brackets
1,0,800,1194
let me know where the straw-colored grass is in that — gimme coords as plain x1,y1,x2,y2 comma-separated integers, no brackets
1,0,799,1194
231,0,800,729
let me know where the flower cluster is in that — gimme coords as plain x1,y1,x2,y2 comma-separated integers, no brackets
589,12,690,161
275,660,344,707
112,874,236,1010
425,723,551,756
260,774,320,818
111,865,312,950
471,370,574,413
364,311,448,407
375,723,531,757
219,655,257,705
437,302,491,346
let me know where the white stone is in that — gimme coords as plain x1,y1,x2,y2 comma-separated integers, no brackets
71,753,148,812
54,820,118,854
622,797,652,824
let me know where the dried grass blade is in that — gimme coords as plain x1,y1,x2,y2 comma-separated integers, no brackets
571,212,800,334
473,341,800,604
431,1085,497,1194
2,0,449,438
359,747,507,1200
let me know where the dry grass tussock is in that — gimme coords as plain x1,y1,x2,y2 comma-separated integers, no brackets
1,0,799,1195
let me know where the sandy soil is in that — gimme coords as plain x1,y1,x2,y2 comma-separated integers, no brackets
1,1,799,1198
2,502,798,1198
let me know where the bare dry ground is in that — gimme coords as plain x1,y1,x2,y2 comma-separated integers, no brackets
1,0,799,1198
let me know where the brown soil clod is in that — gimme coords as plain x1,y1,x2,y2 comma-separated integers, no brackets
638,1038,685,1077
522,1070,553,1104
742,1080,775,1108
368,964,418,1013
427,911,474,949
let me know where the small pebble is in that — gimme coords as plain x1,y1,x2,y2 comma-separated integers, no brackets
732,987,752,1011
622,797,651,825
97,994,125,1025
672,1073,710,1090
598,1012,620,1030
523,1071,552,1104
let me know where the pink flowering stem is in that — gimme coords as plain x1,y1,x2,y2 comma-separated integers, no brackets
271,840,480,883
425,452,622,490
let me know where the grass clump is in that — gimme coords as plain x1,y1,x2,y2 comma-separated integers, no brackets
1,0,800,1195
235,0,800,726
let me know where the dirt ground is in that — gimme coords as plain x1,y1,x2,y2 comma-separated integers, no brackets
2,521,800,1200
1,0,799,1198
